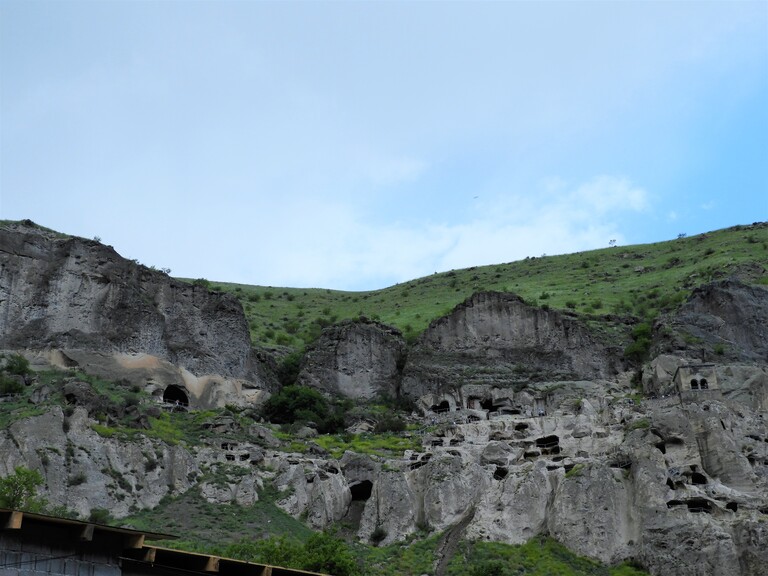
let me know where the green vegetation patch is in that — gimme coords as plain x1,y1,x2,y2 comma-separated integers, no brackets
122,484,312,550
192,224,768,351
446,537,648,576
314,432,421,459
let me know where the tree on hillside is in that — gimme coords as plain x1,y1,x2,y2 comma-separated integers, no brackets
0,466,46,512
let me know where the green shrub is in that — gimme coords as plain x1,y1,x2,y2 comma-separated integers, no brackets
89,508,112,524
0,374,24,395
624,322,653,364
374,414,407,434
3,354,30,376
370,526,387,545
277,351,304,387
68,472,87,486
261,386,349,434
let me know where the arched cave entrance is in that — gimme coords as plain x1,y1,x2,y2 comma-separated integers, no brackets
431,400,451,414
163,385,189,407
350,480,373,502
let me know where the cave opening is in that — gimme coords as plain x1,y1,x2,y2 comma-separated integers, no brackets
431,400,450,414
515,423,529,432
655,442,666,454
493,466,508,481
163,385,189,407
480,398,494,411
690,472,707,485
535,435,560,455
666,478,675,490
686,499,712,513
350,480,373,501
536,435,560,448
726,502,738,512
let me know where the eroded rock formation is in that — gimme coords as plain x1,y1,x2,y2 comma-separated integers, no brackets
0,221,278,400
401,292,624,400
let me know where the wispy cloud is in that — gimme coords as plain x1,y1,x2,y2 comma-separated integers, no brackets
238,175,651,289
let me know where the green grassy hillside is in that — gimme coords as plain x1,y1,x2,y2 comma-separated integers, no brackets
196,223,767,351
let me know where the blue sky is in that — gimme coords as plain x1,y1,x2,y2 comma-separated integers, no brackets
1,1,766,291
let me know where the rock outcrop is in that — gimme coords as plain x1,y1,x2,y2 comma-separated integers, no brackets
654,279,768,363
1,221,767,576
0,221,278,399
401,291,624,400
297,319,406,400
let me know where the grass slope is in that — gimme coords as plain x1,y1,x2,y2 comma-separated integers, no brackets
192,224,767,351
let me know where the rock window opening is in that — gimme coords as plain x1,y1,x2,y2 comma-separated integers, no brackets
700,379,708,389
480,399,494,411
666,478,675,490
685,499,712,513
163,385,189,407
515,423,529,432
690,472,707,485
535,435,561,455
225,454,235,461
726,502,738,512
350,480,373,502
239,453,249,461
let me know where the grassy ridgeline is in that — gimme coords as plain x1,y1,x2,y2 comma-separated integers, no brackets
193,224,767,350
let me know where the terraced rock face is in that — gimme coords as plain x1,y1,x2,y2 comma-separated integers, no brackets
400,291,624,400
0,221,276,392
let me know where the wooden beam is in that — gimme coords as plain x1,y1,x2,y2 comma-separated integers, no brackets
203,555,220,572
124,534,145,549
79,523,95,541
3,511,23,529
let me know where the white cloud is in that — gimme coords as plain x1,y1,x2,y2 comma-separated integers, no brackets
234,174,652,290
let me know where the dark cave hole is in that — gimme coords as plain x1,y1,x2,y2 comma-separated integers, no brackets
350,480,373,501
163,385,189,406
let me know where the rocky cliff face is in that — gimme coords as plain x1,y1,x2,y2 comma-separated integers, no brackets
1,221,767,576
0,221,277,397
653,279,768,363
401,291,624,401
297,319,406,400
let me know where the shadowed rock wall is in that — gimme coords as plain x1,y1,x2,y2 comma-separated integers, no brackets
0,221,272,387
